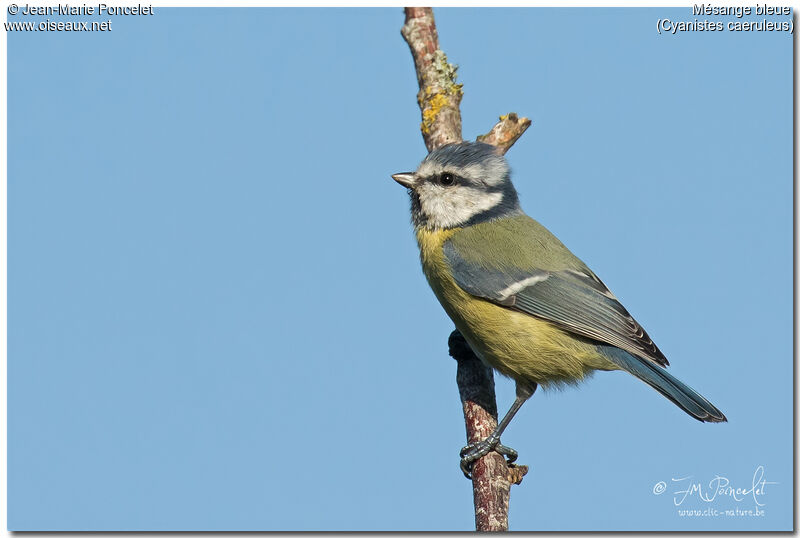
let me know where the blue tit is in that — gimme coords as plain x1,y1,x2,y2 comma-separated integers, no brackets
392,141,726,477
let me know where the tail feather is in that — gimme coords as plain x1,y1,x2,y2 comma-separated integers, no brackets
601,346,727,423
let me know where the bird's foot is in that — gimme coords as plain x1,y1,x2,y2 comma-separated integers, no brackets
459,438,518,479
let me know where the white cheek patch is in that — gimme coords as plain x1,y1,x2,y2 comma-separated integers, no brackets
418,185,504,229
458,186,504,216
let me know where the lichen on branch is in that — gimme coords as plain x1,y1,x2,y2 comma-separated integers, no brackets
401,8,463,151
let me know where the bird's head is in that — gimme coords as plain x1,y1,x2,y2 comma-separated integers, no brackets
392,141,521,230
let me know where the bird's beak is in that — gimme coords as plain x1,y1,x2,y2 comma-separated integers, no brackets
391,172,417,188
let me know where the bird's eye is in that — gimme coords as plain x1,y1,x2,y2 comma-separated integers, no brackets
439,173,456,187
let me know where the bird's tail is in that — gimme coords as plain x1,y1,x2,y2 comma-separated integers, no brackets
601,347,727,423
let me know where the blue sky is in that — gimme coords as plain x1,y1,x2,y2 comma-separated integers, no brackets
7,7,792,531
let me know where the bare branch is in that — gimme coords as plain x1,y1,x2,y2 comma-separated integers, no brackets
477,113,532,155
400,7,531,531
401,7,463,151
450,332,528,532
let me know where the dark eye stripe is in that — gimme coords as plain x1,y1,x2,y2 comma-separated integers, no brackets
439,172,455,186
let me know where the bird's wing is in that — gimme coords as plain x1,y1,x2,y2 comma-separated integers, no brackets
444,216,669,367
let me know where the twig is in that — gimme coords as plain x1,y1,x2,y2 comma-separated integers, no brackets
400,7,530,531
477,113,532,155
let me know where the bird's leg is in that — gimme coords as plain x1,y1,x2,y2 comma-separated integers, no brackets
460,381,537,479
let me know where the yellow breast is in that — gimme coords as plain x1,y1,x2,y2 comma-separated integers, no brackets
415,227,617,387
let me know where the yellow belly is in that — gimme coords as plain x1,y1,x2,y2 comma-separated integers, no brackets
416,227,618,387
